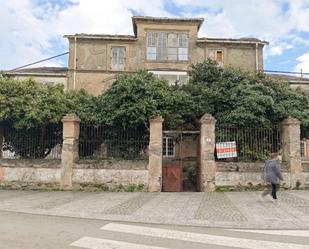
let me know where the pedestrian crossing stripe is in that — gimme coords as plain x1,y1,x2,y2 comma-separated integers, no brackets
71,237,168,249
99,223,309,249
227,229,309,238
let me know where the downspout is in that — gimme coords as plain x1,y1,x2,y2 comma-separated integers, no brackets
73,36,77,90
255,42,259,71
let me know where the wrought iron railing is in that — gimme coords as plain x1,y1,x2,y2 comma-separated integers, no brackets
1,123,62,159
215,124,281,162
79,123,149,160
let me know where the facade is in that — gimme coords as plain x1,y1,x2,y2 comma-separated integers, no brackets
65,16,269,95
4,67,67,90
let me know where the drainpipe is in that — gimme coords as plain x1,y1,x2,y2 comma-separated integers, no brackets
255,42,259,71
73,36,77,90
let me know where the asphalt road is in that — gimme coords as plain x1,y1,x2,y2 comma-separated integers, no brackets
1,210,309,249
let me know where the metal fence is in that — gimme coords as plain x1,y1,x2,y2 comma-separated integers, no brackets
301,140,306,161
301,126,309,160
215,124,281,162
79,123,149,160
1,123,62,159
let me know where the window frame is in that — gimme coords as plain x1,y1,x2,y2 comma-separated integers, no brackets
163,136,175,158
209,49,224,65
111,46,126,70
149,71,188,85
146,31,189,62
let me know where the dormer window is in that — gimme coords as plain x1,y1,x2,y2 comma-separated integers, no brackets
147,32,188,62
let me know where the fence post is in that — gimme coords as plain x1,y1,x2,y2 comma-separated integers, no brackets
281,117,302,187
199,114,217,192
148,116,164,192
61,113,80,188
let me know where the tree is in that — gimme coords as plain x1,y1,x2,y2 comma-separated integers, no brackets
183,59,309,128
94,70,190,129
0,77,67,128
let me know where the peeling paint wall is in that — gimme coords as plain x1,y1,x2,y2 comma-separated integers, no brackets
67,21,265,95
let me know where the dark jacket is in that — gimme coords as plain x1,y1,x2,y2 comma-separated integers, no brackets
263,159,283,184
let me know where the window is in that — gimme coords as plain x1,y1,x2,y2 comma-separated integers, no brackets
163,137,175,157
149,71,188,85
147,32,188,61
111,47,125,70
209,49,224,66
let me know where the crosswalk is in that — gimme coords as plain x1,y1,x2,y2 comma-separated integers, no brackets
71,222,309,249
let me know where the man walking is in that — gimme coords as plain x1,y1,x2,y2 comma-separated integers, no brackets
262,153,283,200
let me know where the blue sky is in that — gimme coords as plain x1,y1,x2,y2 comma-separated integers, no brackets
1,0,309,74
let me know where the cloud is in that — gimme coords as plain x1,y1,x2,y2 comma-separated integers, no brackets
268,43,294,56
0,0,168,70
0,0,308,71
295,52,309,74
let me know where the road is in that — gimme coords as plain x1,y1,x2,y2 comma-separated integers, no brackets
1,210,309,249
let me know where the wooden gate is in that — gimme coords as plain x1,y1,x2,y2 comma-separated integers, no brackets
162,164,182,192
162,130,200,192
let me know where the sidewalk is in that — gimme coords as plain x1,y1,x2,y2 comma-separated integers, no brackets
0,190,308,229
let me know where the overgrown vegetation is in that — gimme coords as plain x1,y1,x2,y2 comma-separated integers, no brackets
1,60,309,158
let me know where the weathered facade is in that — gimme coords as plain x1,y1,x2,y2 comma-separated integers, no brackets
4,67,67,90
65,16,268,95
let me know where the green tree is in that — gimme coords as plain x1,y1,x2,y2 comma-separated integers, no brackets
94,70,190,129
183,59,309,128
0,77,67,128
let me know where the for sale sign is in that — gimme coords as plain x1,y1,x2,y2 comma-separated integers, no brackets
216,141,237,159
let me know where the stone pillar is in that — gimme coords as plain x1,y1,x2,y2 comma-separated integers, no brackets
281,117,302,187
61,113,80,188
200,114,217,192
148,116,164,192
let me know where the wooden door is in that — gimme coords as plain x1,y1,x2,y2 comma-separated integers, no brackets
162,164,182,192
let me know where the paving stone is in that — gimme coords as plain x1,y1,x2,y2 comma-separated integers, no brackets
104,193,158,215
195,193,247,222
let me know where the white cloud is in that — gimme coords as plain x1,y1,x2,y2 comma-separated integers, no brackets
0,0,309,70
268,43,294,56
295,52,309,74
0,0,168,70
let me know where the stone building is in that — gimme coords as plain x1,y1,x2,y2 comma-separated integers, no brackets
3,67,67,90
64,16,269,95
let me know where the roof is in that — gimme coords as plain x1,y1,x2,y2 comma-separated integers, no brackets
4,67,67,77
197,37,269,45
267,73,309,84
64,34,137,40
132,16,204,35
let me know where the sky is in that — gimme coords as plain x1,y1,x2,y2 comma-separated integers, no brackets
1,0,309,74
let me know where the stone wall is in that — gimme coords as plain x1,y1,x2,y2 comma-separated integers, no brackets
0,159,148,190
216,161,309,189
0,159,61,187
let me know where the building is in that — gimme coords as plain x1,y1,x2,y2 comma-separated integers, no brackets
3,67,67,90
64,16,269,95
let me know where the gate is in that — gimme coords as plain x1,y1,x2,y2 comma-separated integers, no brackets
162,130,200,192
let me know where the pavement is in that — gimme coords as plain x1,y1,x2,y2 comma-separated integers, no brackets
2,210,309,249
0,189,309,229
0,211,309,249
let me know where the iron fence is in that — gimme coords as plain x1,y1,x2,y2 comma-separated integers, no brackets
1,123,62,159
301,126,309,161
79,123,149,160
301,140,306,160
215,124,281,162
